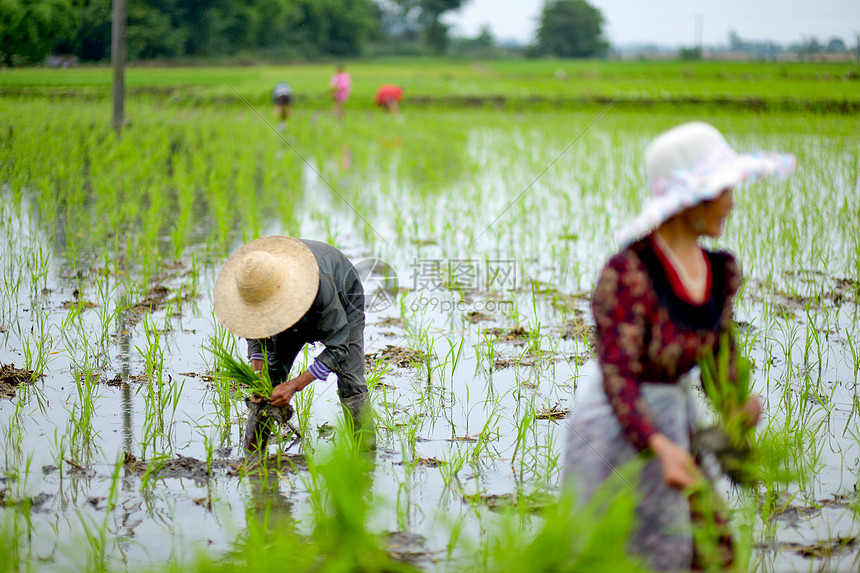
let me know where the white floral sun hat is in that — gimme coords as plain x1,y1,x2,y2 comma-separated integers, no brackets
616,121,795,247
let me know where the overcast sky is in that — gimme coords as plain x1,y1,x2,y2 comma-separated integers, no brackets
445,0,860,47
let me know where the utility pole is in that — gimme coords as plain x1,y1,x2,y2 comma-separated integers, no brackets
111,0,126,136
695,13,703,57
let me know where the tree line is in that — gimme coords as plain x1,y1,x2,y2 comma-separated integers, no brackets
0,0,608,67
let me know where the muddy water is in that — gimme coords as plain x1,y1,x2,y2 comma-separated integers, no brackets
2,122,859,572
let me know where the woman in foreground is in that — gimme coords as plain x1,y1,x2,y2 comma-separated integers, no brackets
563,121,794,570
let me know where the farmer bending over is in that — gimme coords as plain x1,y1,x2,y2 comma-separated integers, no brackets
272,82,293,131
214,236,375,453
374,84,404,115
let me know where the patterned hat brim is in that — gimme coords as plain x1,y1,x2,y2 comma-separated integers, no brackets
616,151,795,247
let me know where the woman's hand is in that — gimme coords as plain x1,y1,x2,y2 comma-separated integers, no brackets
648,432,702,490
737,396,762,428
269,371,315,407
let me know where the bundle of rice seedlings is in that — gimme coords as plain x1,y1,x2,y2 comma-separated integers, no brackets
207,339,272,399
698,334,807,486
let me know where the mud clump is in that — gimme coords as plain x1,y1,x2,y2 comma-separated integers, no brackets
486,326,530,344
0,363,37,400
462,491,553,513
0,490,53,512
131,284,172,314
758,535,859,558
536,402,569,420
493,355,538,370
384,530,436,567
464,311,493,324
396,456,443,468
374,317,405,329
368,345,430,369
561,317,595,344
123,452,236,482
121,452,307,481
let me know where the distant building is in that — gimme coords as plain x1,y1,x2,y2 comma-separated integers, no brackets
48,54,79,68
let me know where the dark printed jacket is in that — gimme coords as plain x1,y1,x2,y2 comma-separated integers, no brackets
592,235,742,451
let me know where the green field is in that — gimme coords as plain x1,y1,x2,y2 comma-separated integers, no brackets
1,59,860,572
3,58,859,110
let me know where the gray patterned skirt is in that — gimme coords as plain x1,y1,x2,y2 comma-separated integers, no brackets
562,362,721,571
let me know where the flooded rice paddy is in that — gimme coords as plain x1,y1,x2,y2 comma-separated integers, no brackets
1,99,859,571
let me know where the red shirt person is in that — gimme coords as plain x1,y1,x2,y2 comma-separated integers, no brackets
374,84,403,113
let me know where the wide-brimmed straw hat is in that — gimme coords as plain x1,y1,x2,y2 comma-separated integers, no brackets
213,236,319,339
616,121,795,247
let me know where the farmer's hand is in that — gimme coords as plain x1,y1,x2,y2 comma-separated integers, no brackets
269,371,315,407
649,432,702,490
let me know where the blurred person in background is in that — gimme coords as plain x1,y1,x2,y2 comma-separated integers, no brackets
329,64,351,121
272,82,293,131
374,84,404,115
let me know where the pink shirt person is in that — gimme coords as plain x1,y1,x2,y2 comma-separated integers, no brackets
329,69,352,103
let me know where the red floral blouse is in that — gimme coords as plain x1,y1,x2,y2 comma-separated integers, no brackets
591,235,742,451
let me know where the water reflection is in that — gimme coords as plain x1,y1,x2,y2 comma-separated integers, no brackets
246,468,295,534
377,134,403,150
340,144,352,172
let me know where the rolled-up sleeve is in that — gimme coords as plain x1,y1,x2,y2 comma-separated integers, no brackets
247,338,264,362
308,360,332,380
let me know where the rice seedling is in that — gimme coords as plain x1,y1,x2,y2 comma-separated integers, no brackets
290,379,315,441
847,334,860,381
139,455,171,492
203,327,240,433
442,336,465,387
20,311,53,381
78,454,123,572
0,456,39,566
365,356,391,391
469,409,502,466
511,399,538,483
438,444,469,490
136,317,192,456
474,329,499,377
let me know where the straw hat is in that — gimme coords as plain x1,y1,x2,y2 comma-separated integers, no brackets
213,236,319,339
616,121,795,246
